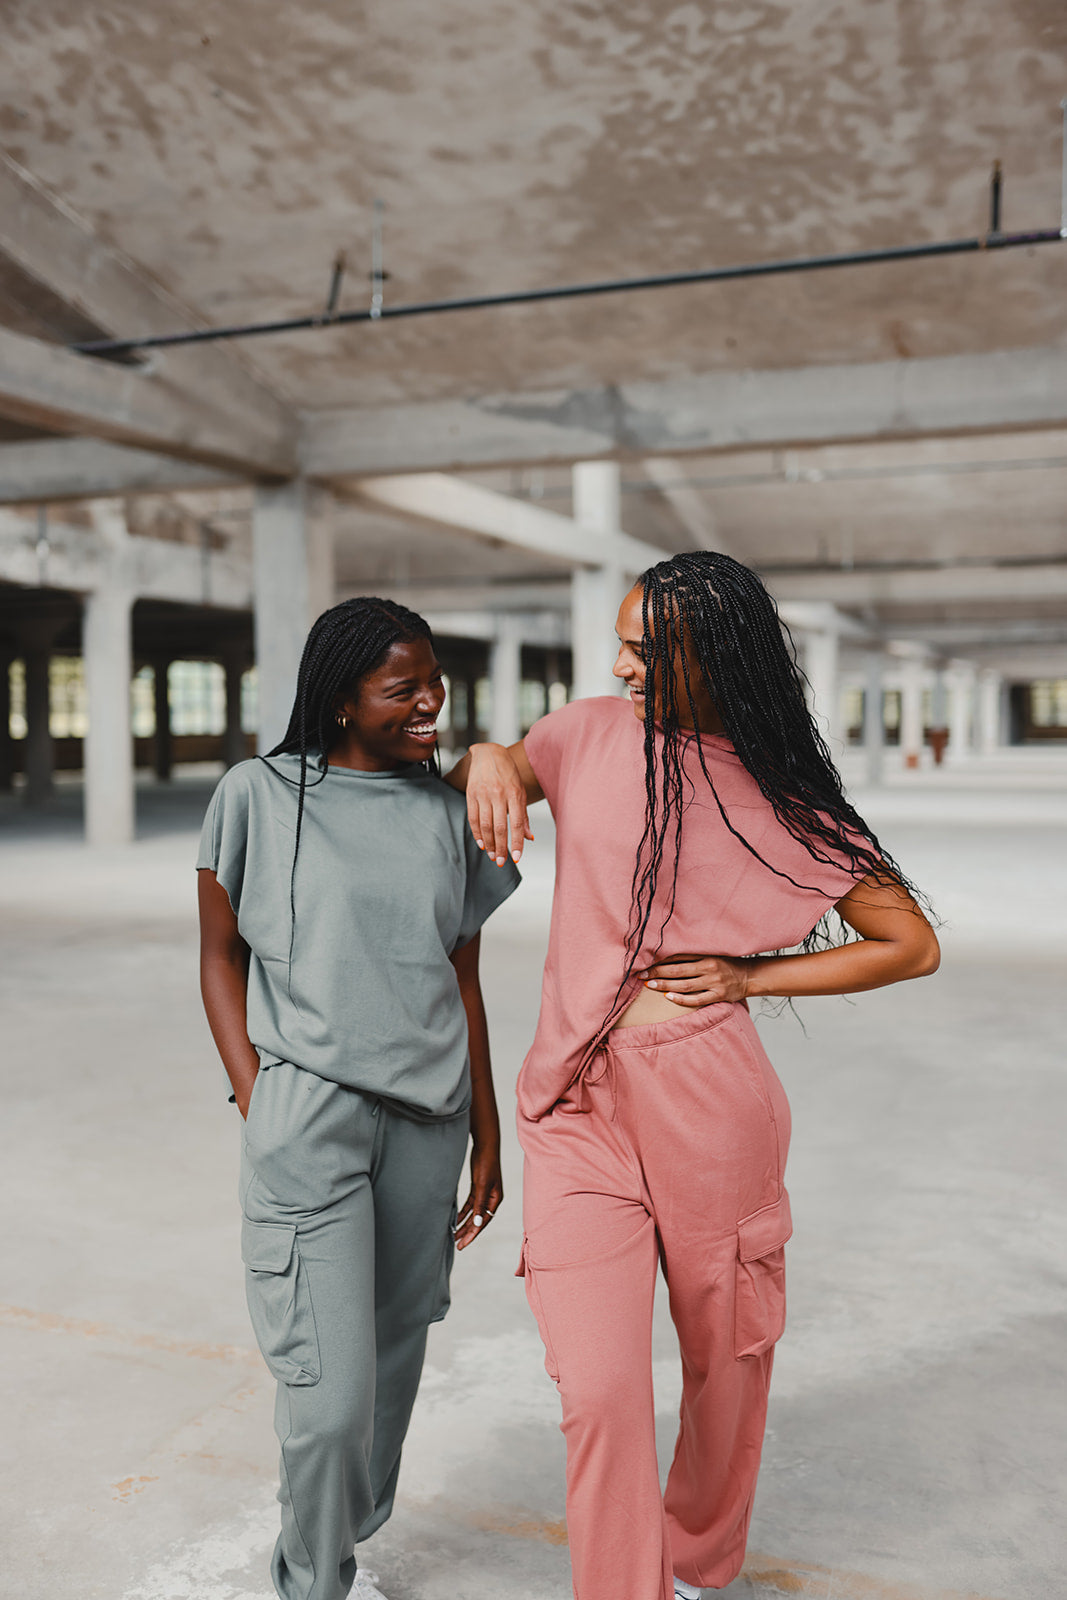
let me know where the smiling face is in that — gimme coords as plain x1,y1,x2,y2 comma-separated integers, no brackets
612,583,724,734
331,636,446,771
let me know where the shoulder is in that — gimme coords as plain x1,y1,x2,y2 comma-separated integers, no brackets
423,769,469,819
202,759,256,818
214,757,262,796
206,756,312,825
527,695,632,749
398,768,474,837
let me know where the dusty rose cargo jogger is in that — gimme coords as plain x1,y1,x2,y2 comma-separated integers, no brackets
518,1000,792,1600
506,695,864,1600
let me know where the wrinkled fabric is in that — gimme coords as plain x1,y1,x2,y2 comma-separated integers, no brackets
197,753,518,1117
519,696,862,1119
518,1002,792,1600
241,1061,469,1600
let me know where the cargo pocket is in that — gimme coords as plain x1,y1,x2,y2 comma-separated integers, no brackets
734,1190,793,1360
520,1238,561,1383
428,1202,457,1325
241,1218,321,1386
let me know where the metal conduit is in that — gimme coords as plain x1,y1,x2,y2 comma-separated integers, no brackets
71,224,1066,360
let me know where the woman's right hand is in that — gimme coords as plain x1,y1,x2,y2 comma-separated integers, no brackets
235,1070,258,1120
466,742,536,865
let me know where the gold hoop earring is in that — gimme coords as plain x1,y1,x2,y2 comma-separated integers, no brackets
336,713,349,729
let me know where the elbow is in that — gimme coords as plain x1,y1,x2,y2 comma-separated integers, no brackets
911,928,941,978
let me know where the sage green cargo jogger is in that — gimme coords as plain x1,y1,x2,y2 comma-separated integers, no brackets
240,1059,470,1600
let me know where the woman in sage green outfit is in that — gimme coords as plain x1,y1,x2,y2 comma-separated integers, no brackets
198,597,518,1600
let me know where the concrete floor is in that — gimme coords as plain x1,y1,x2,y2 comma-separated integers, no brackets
2,755,1066,1600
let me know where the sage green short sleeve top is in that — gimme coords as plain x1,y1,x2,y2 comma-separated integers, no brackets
197,754,520,1118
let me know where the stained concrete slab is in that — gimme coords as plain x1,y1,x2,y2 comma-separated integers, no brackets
1,759,1065,1600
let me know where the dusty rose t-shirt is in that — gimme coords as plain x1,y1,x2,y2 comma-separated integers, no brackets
519,696,866,1119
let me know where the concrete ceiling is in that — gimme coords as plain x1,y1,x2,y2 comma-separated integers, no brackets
1,0,1066,409
1,1,1066,679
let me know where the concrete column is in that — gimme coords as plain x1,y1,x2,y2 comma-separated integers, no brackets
571,462,629,701
945,662,975,762
488,616,522,746
152,659,172,782
899,658,925,770
462,675,480,745
253,480,335,753
84,585,135,846
862,651,884,787
571,566,627,700
573,461,621,536
926,666,950,765
222,649,247,768
803,628,840,750
0,651,12,792
977,669,1003,756
21,631,54,805
999,678,1014,746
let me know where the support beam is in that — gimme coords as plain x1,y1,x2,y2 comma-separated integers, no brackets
253,481,335,753
571,566,629,700
83,584,135,846
764,562,1067,607
0,325,294,477
642,457,730,554
977,669,1003,755
0,153,296,476
488,617,522,747
0,650,12,792
945,662,975,762
152,659,172,782
222,649,248,769
419,609,571,649
0,508,253,610
367,581,571,615
862,653,885,787
352,472,665,575
0,438,241,504
20,629,54,805
803,629,841,752
302,346,1067,478
570,463,629,701
777,600,874,642
898,656,926,770
572,461,621,538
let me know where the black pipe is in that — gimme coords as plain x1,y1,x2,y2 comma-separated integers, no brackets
70,225,1066,358
322,251,346,321
989,161,1003,234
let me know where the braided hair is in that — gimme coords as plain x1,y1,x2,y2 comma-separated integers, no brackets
621,551,920,993
262,596,436,984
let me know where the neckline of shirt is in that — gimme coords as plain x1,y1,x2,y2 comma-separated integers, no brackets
264,753,432,782
324,761,431,780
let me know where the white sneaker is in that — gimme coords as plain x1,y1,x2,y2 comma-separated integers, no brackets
674,1581,701,1600
353,1572,389,1600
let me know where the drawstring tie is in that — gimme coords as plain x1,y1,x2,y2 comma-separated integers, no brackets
573,1041,619,1119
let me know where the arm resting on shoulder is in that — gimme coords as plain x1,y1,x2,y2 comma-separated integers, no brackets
198,868,261,1116
449,933,504,1250
641,873,940,1006
444,740,544,866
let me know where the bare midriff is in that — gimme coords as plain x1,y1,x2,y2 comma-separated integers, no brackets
611,985,690,1030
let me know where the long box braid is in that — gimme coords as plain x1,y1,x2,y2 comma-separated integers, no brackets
258,596,436,993
621,551,926,999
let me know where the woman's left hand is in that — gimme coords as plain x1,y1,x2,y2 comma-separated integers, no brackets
638,954,752,1006
454,1143,504,1251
